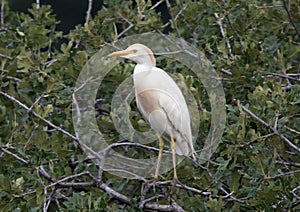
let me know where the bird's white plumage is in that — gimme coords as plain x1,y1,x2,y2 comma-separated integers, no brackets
133,65,194,157
108,43,196,159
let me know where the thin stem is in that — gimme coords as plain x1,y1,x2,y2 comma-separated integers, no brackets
1,0,4,28
85,0,93,24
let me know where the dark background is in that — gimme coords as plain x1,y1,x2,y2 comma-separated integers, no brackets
9,0,171,34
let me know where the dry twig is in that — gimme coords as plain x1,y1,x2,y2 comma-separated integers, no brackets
36,0,40,18
283,0,300,41
241,104,300,153
0,146,29,164
0,0,4,28
214,13,234,59
85,0,93,24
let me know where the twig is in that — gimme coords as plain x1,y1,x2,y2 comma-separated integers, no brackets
139,194,165,208
5,76,22,82
38,166,96,188
268,73,300,82
0,0,4,28
291,185,300,199
165,0,185,50
265,169,300,180
0,146,29,164
147,181,211,196
117,13,134,38
150,0,164,10
46,171,95,189
174,5,186,22
29,93,46,111
201,163,247,203
142,181,185,211
85,0,93,24
284,125,300,135
276,160,300,167
0,53,12,60
220,68,233,75
241,104,300,153
43,190,55,212
99,141,165,155
214,13,234,59
36,0,40,18
45,59,58,68
25,125,39,148
283,0,300,41
0,91,78,142
13,190,36,198
97,182,131,204
224,11,243,47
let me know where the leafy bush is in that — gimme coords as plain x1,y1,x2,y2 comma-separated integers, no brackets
0,0,299,211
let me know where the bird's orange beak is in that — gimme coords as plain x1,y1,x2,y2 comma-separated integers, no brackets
107,49,137,57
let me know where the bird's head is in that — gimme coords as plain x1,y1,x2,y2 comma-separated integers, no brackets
108,43,156,67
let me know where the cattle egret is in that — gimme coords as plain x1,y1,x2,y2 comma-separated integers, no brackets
108,43,196,181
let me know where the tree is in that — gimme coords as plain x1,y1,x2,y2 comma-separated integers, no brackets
0,0,299,211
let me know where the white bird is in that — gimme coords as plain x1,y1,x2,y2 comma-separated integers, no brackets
108,43,196,181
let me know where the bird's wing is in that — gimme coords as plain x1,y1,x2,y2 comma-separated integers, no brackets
157,87,195,157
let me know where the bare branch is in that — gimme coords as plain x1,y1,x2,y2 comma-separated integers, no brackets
0,145,29,164
284,125,300,135
46,171,95,189
13,190,36,198
45,59,58,68
150,0,164,10
0,0,4,28
0,91,78,142
283,0,300,41
265,169,300,180
36,0,40,18
165,0,185,50
241,104,300,153
174,5,186,22
220,68,233,76
291,185,300,199
117,13,134,38
29,93,47,111
25,125,39,148
85,0,93,24
0,53,12,60
276,160,300,167
214,13,234,59
267,73,300,82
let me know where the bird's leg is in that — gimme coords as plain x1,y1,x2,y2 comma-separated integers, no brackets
154,133,164,180
170,135,178,182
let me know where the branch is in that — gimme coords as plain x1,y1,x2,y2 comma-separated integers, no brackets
200,163,247,203
283,0,300,41
0,91,78,142
0,52,12,60
0,145,29,164
291,185,300,199
276,160,300,167
240,104,300,153
165,0,185,50
265,169,300,180
150,0,164,10
214,13,234,59
284,125,300,135
85,0,93,24
117,13,134,38
36,0,40,18
267,73,300,82
0,0,4,28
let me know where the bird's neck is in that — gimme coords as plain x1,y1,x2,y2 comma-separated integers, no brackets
133,64,154,75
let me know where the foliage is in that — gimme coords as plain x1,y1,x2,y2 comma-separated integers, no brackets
0,0,299,211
